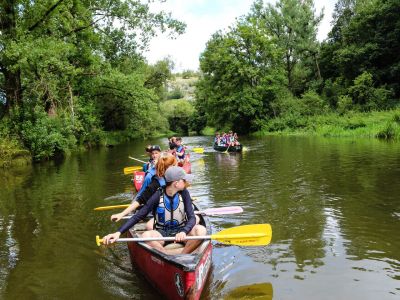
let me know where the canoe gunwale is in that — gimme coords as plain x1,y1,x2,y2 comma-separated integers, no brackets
213,143,243,152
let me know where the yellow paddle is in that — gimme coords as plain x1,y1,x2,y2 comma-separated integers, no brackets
192,147,204,154
94,197,198,211
123,166,143,174
96,223,272,246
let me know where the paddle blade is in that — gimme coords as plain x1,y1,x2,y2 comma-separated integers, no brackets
211,224,272,246
201,206,243,216
193,147,204,154
94,204,129,211
123,166,142,174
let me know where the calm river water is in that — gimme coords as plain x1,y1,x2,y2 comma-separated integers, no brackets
1,135,399,299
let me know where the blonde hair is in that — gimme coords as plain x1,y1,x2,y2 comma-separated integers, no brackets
156,153,177,177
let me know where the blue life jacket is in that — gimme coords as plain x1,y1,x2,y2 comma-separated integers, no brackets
155,176,166,188
176,145,185,159
154,191,186,230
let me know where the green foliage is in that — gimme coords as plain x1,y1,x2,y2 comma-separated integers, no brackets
375,121,398,139
198,20,286,132
160,99,195,134
320,0,400,99
337,95,353,114
167,87,184,99
250,0,323,94
144,58,174,101
347,71,394,111
188,110,207,135
300,91,328,116
18,107,76,160
181,70,197,79
256,109,400,140
0,1,185,163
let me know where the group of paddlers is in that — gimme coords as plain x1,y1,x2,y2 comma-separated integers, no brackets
214,131,240,147
101,138,204,255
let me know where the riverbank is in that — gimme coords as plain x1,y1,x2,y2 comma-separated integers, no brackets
254,109,400,140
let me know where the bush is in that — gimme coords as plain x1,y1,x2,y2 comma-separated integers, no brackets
337,95,353,115
19,106,76,160
300,90,328,116
347,72,393,111
375,121,396,139
167,87,184,99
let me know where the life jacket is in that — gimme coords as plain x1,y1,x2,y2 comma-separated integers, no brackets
155,176,166,188
146,166,156,177
154,191,186,230
176,145,185,160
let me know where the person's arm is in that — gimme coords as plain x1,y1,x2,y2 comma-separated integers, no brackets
135,172,153,198
136,178,160,205
117,190,160,234
176,147,185,158
111,201,140,222
179,189,196,234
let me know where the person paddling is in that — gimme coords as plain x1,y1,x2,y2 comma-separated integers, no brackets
143,145,161,172
102,166,206,255
111,153,177,225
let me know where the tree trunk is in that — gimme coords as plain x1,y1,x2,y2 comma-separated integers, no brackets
3,68,22,112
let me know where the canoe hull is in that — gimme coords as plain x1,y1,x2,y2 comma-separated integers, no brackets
213,144,243,153
127,213,212,300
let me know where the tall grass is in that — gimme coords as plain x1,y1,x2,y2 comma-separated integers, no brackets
255,109,400,140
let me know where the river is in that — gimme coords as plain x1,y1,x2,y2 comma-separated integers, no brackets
1,135,399,299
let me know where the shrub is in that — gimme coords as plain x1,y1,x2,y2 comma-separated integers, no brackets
337,95,353,115
19,106,76,160
167,87,184,99
300,90,328,116
375,121,396,139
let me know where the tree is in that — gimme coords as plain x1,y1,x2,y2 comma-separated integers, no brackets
249,0,323,94
0,0,185,115
0,1,185,159
320,0,400,106
198,20,286,132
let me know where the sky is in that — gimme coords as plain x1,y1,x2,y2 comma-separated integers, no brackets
145,0,337,72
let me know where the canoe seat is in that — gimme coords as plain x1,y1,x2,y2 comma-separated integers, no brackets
164,243,185,250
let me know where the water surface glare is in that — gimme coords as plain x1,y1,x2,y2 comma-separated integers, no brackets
1,136,399,299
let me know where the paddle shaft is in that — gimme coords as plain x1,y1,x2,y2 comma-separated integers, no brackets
129,156,147,164
98,233,265,243
97,223,272,246
224,143,231,153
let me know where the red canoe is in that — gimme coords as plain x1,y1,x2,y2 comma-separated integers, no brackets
126,211,212,300
133,171,145,192
179,153,192,174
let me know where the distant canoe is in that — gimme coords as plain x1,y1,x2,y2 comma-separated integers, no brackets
213,144,243,153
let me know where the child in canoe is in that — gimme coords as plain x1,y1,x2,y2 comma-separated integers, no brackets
143,145,161,172
113,153,200,228
102,166,206,255
112,152,177,223
174,137,186,162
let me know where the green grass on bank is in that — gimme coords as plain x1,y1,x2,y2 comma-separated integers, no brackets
254,109,400,140
0,138,31,167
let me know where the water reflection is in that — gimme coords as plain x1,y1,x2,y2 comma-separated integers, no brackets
223,282,273,300
0,136,399,299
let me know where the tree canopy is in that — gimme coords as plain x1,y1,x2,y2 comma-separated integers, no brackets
0,0,185,159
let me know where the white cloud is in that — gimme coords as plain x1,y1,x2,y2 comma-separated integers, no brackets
145,0,336,72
